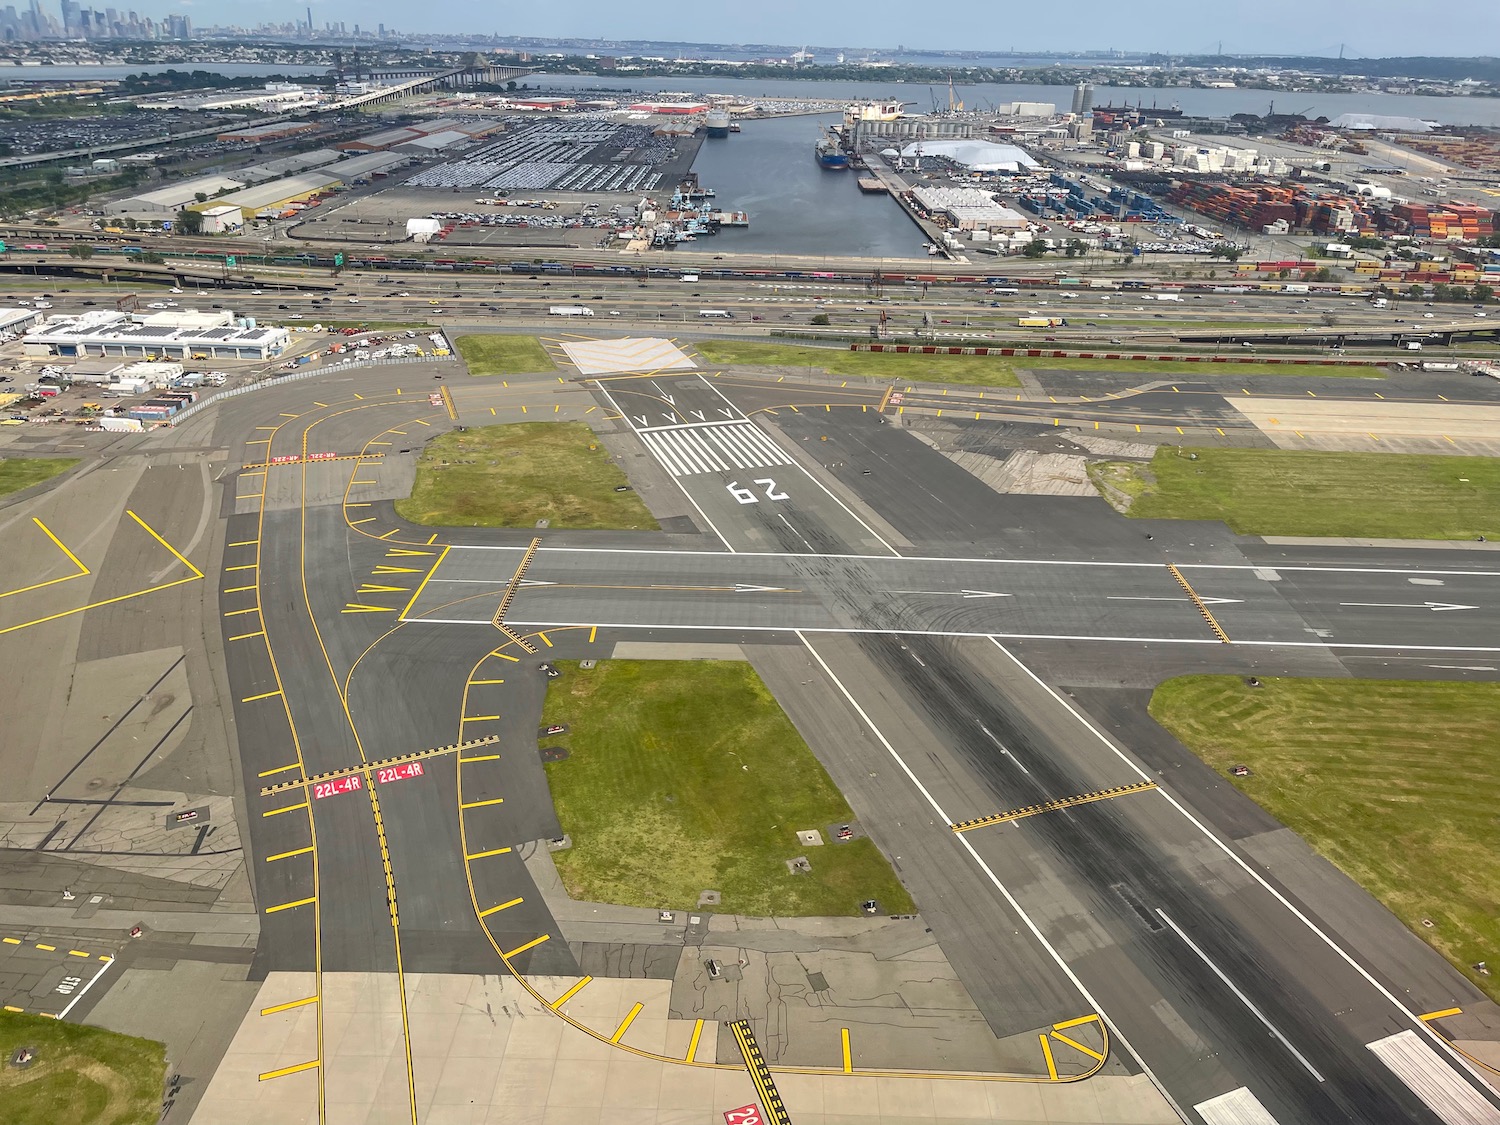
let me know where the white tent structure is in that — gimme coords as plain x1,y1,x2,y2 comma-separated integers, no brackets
899,140,1040,172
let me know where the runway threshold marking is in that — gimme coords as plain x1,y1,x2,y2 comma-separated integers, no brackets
258,736,499,797
729,1019,792,1125
951,781,1159,833
1167,563,1231,643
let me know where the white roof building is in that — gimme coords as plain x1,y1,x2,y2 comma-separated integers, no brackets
23,311,290,361
108,175,246,214
912,186,1030,231
900,140,1040,172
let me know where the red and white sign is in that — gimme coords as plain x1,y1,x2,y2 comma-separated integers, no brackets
723,1105,764,1125
270,454,300,463
888,392,904,405
308,451,336,461
377,761,425,785
428,394,444,406
312,774,363,800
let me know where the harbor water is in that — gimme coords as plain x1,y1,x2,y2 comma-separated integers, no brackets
688,113,927,259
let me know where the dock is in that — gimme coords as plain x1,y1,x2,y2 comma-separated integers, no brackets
860,159,963,260
857,177,888,194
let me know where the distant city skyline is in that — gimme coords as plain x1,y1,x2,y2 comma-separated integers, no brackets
4,0,1498,58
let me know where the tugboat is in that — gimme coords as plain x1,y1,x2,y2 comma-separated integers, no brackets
815,129,849,171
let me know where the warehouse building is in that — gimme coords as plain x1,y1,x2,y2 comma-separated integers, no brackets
235,148,343,183
217,121,320,144
199,205,244,234
912,186,1030,232
108,175,245,215
395,130,473,156
338,125,424,152
195,172,341,219
0,306,44,334
325,151,411,181
24,310,290,361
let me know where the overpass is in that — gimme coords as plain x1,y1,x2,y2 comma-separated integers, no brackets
329,63,540,109
1178,321,1500,350
0,256,335,291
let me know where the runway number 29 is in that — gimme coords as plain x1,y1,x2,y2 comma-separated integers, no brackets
727,479,788,504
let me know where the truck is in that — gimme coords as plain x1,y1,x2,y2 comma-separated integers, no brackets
1282,283,1310,295
1018,316,1066,328
1153,293,1183,302
1371,297,1388,309
679,274,699,283
698,309,733,318
548,305,594,317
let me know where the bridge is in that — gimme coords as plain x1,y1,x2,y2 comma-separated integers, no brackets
329,63,540,109
1178,321,1500,350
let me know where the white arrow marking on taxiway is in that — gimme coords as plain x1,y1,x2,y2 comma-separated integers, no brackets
1108,595,1244,605
1339,601,1478,612
734,583,791,594
519,579,557,587
902,590,1014,599
690,410,706,421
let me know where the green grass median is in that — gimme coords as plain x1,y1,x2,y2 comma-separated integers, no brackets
394,422,656,530
0,457,79,498
694,341,1022,386
0,1010,166,1125
454,334,556,375
1150,675,1500,1003
1090,448,1500,539
541,659,914,918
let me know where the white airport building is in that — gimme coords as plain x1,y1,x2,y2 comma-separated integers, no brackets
23,309,290,361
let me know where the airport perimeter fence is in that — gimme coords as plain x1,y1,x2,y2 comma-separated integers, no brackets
167,355,459,427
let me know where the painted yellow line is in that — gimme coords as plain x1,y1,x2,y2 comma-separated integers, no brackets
460,754,501,763
492,651,520,662
1051,1030,1105,1061
462,715,501,723
460,797,504,810
1420,1007,1463,1022
262,801,309,818
260,995,318,1016
412,419,431,426
589,626,597,643
346,502,371,508
536,631,553,648
1039,1034,1058,1081
223,585,257,593
239,493,264,500
398,544,450,620
3,1005,22,1012
242,690,281,703
377,529,399,540
478,897,524,918
257,763,301,778
350,517,377,526
229,631,265,642
266,846,314,863
32,517,90,575
128,510,205,578
465,847,512,860
35,943,55,951
358,584,408,594
685,1018,705,1062
470,678,506,685
1,937,18,945
842,1027,852,1073
264,897,316,915
1053,1014,1101,1031
225,564,258,572
224,607,260,617
503,934,550,959
351,480,378,486
258,1059,319,1081
68,950,89,957
610,1002,644,1044
550,976,593,1010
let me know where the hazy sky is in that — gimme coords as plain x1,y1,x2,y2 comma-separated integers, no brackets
264,0,1499,58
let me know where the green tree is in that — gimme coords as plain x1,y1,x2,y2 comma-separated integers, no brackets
1064,238,1086,259
810,313,830,325
1022,240,1049,258
1313,267,1332,282
1407,284,1424,299
194,192,208,203
175,208,204,235
1432,282,1452,302
1473,284,1494,304
1210,243,1243,263
67,244,94,259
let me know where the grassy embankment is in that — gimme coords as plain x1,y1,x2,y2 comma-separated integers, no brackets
1089,448,1500,539
453,334,556,376
694,341,1381,389
395,423,656,530
0,458,79,498
1150,675,1500,1003
541,659,915,918
0,1010,166,1125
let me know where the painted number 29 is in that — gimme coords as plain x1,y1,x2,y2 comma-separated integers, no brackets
727,478,788,504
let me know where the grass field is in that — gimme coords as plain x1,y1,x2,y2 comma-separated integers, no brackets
0,457,79,498
1089,448,1500,539
0,1010,166,1125
694,341,1022,386
393,423,657,530
694,341,1379,389
454,334,556,376
1149,675,1500,1003
540,660,915,918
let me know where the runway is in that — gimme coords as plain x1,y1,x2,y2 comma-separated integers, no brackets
129,356,1500,1123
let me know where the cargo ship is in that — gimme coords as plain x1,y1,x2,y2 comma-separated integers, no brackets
1093,100,1183,118
815,131,849,171
705,108,731,138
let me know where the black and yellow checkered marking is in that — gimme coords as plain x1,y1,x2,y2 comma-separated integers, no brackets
1166,563,1230,643
728,1019,791,1125
258,736,500,797
492,536,542,632
951,781,1159,833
